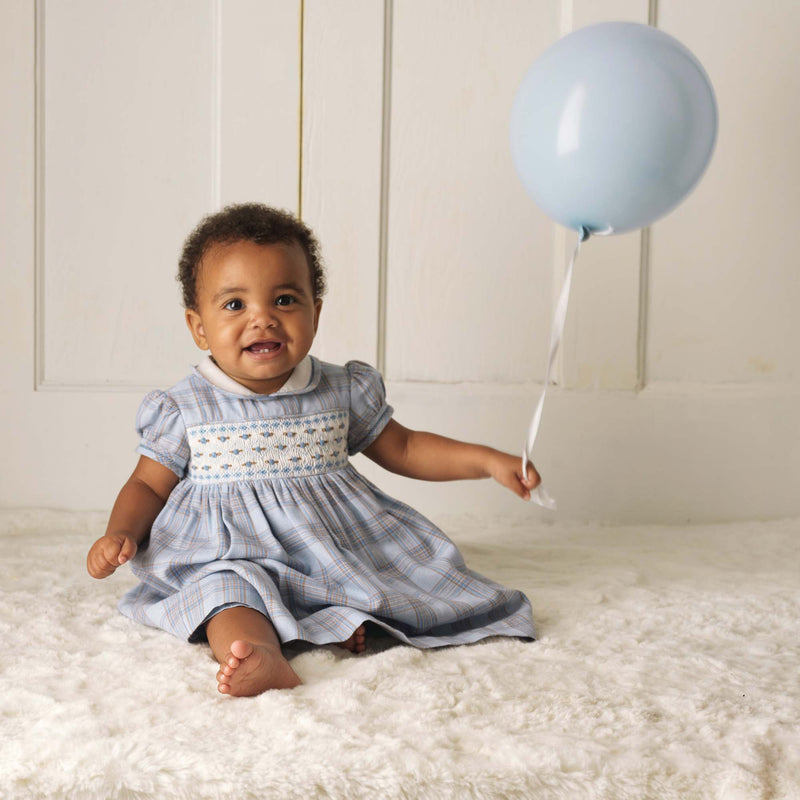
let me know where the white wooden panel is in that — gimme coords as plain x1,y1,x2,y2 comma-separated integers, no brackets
302,0,383,366
2,1,144,511
39,0,215,388
220,0,300,208
560,0,649,391
648,0,800,384
2,0,36,392
38,0,301,390
386,0,559,382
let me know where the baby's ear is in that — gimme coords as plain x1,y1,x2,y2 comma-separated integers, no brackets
313,300,323,334
185,309,209,350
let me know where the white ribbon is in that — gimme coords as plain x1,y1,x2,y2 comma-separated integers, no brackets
523,226,591,510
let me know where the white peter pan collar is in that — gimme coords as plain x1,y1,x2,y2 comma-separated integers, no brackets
195,354,313,397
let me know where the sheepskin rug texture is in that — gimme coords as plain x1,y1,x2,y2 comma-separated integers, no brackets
1,510,798,800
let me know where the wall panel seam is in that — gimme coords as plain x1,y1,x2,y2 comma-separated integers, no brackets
636,227,650,390
211,0,222,209
298,0,305,218
648,0,659,27
552,0,573,388
636,0,658,390
376,0,393,374
375,0,394,375
33,0,45,391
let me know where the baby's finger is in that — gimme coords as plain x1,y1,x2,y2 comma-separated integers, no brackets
94,539,124,575
88,549,116,579
522,462,541,489
505,471,531,501
118,537,137,565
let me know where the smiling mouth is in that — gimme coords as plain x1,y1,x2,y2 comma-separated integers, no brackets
245,341,284,354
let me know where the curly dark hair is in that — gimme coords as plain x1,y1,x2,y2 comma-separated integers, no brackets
177,203,326,309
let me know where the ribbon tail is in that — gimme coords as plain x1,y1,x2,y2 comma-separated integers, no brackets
529,483,558,511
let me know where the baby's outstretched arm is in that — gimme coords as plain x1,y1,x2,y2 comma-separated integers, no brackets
87,456,178,579
364,420,540,501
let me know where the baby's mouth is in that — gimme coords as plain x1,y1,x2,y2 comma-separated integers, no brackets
245,340,283,354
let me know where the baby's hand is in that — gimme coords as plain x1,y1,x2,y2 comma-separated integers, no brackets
87,532,138,579
489,451,541,501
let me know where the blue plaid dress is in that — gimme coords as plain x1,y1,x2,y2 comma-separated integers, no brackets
119,358,535,647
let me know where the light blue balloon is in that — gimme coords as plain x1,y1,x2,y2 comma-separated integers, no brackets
510,22,718,234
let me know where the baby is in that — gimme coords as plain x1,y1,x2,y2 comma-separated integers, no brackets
87,203,539,696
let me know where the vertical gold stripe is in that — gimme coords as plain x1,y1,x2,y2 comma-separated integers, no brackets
648,0,659,27
376,0,393,374
636,227,651,391
211,0,222,209
638,2,658,389
298,0,305,219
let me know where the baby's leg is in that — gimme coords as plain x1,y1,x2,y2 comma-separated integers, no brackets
205,606,302,696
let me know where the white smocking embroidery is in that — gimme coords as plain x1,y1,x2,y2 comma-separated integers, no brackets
187,410,349,482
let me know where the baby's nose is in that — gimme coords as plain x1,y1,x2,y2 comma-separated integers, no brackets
249,305,278,328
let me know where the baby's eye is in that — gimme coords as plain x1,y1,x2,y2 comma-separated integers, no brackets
224,299,244,311
275,294,296,307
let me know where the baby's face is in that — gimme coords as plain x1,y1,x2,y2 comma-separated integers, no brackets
185,240,322,394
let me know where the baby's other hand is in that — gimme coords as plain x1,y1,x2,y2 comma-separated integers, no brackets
489,451,541,501
87,532,138,579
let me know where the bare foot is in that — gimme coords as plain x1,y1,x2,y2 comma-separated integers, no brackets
337,624,366,654
216,640,302,697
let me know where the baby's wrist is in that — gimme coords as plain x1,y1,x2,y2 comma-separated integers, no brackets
483,448,507,480
105,529,138,545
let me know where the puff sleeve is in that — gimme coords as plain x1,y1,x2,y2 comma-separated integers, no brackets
346,361,394,455
135,390,190,479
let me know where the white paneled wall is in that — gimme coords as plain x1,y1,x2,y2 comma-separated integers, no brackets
385,0,557,384
301,0,384,369
1,0,798,523
39,0,215,388
37,0,300,390
650,0,800,386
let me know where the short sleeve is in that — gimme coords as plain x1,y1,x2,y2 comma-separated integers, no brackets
346,361,394,455
135,390,190,478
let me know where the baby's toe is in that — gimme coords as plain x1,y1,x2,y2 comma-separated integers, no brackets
230,640,255,661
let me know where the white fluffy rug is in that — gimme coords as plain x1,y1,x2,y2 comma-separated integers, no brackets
1,510,798,800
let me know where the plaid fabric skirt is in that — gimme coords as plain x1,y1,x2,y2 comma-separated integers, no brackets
119,466,535,647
